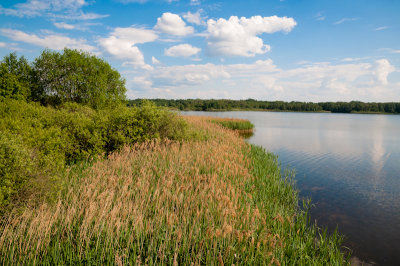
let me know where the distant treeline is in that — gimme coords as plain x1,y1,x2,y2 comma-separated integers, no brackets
128,99,400,114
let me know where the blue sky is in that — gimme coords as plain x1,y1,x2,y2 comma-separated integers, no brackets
1,0,399,101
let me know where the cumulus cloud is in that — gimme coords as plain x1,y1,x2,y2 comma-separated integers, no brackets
183,9,206,25
164,44,201,57
206,15,297,57
0,0,107,20
0,28,96,51
0,42,6,47
154,12,194,36
99,27,157,69
374,59,395,85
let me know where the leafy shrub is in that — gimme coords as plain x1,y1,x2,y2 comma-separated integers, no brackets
0,132,34,209
0,99,189,210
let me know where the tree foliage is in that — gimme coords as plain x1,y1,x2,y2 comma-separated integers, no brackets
0,53,32,100
33,48,127,108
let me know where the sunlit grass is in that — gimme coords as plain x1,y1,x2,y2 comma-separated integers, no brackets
208,117,255,138
0,116,348,265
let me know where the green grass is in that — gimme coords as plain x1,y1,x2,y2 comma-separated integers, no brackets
210,118,254,131
245,145,348,265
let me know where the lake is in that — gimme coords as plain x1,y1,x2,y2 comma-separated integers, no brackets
182,111,400,265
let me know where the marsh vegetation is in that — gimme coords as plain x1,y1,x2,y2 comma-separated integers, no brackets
0,116,347,265
1,49,348,265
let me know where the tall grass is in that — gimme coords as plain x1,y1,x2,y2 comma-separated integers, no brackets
209,117,254,138
0,116,348,265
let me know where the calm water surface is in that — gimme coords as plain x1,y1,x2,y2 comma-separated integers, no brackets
182,111,400,265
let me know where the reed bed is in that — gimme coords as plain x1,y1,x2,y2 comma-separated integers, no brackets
209,117,254,130
0,116,347,265
209,117,255,138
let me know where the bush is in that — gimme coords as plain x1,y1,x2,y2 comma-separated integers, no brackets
0,99,189,210
0,132,34,209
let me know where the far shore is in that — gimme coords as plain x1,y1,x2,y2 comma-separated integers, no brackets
175,108,398,115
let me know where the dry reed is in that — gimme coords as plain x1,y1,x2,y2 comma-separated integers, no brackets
0,116,347,265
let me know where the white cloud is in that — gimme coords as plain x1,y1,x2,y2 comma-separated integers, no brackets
378,48,400,54
0,0,107,20
374,26,388,31
108,27,158,44
183,9,206,25
53,21,100,31
374,59,395,85
54,22,76,30
1,28,96,51
151,63,231,86
152,56,160,64
341,57,371,62
0,42,6,48
132,76,153,89
154,12,194,36
206,15,297,57
334,18,359,25
129,58,398,101
164,44,201,57
52,12,109,20
99,27,157,69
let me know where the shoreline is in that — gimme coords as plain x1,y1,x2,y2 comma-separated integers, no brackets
176,108,398,115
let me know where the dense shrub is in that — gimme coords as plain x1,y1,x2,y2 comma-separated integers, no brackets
0,99,188,210
0,132,34,208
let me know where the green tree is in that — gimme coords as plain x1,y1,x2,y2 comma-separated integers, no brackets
33,48,127,109
0,53,32,100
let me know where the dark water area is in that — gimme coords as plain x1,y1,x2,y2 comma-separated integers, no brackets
182,111,400,266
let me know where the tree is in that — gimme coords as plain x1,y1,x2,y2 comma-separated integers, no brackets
0,53,32,100
33,48,127,109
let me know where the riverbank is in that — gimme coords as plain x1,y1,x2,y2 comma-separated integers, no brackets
0,116,348,264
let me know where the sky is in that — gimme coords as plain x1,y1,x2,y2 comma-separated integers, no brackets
0,0,399,102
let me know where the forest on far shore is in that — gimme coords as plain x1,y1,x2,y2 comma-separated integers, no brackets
128,98,400,114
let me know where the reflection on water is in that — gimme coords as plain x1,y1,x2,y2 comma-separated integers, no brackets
238,130,254,139
182,111,400,265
